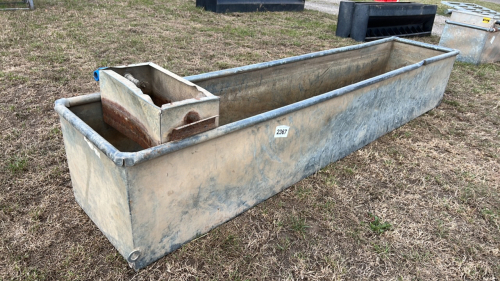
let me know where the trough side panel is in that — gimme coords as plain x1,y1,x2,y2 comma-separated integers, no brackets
386,42,445,71
59,117,134,259
194,43,393,125
480,32,500,64
100,70,161,147
151,66,208,102
160,99,219,142
449,11,498,29
439,24,486,64
125,56,456,269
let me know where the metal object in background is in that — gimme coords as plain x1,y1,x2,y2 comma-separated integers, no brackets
0,0,34,10
196,0,304,13
336,1,437,42
54,37,458,270
441,1,500,21
439,10,500,64
96,63,219,148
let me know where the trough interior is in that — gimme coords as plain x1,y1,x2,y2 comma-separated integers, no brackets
70,102,144,152
193,41,445,125
72,41,445,152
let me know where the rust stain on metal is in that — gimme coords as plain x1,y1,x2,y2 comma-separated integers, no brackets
102,98,157,149
140,87,172,107
148,94,171,107
184,111,201,124
168,116,218,141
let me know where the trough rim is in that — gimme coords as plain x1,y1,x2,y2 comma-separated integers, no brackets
54,37,459,167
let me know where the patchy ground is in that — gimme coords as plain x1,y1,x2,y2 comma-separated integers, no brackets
0,0,499,280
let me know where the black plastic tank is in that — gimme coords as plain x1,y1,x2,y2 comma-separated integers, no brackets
336,1,437,42
196,0,304,13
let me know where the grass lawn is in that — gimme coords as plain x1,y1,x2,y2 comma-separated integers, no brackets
1,0,499,280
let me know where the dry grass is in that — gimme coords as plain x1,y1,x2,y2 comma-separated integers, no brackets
1,0,499,280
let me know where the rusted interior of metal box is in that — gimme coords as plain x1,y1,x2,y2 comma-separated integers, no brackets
98,64,219,148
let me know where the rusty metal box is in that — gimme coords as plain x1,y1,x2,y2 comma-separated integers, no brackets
97,63,219,148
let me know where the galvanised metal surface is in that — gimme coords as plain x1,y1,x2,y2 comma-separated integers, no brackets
441,1,500,21
439,11,500,64
54,37,458,270
336,1,437,41
446,10,499,29
196,0,304,13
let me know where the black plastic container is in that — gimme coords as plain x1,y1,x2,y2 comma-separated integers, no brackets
196,0,304,13
336,1,437,42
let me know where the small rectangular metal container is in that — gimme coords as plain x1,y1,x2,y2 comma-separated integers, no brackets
439,10,500,64
55,38,458,270
98,63,219,148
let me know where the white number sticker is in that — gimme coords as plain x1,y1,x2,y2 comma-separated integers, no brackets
274,125,289,138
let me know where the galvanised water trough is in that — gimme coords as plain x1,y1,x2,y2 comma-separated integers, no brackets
439,10,500,64
54,37,458,270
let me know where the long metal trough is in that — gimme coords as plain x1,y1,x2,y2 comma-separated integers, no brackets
54,37,458,270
